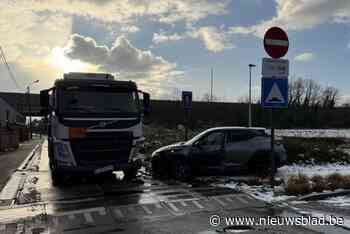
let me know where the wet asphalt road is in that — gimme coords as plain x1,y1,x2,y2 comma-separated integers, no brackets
0,140,349,233
0,137,41,191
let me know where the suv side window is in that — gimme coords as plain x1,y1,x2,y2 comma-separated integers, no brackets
226,130,255,143
199,131,225,147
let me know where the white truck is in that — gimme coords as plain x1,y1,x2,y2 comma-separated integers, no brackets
40,72,150,185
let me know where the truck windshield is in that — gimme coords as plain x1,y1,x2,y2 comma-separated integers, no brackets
60,88,139,115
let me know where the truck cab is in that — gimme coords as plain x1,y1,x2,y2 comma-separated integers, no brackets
40,72,150,185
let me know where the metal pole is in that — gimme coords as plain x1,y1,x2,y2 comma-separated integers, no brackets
27,86,32,140
270,108,275,185
185,110,189,141
249,66,252,127
210,68,213,102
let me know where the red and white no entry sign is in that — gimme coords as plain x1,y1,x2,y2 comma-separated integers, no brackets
264,27,289,59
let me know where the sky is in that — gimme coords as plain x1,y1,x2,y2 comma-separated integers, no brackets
1,0,350,102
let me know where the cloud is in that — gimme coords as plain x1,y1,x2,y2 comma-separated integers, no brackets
120,25,140,33
230,0,350,37
152,26,234,52
294,52,315,62
65,34,174,73
153,32,185,44
196,27,234,52
9,0,230,25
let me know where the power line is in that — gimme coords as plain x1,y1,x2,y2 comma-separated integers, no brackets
0,46,21,90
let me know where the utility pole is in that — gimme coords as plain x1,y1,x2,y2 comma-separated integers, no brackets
248,64,256,127
26,80,39,139
210,67,213,102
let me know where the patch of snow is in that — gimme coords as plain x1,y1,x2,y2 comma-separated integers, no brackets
274,129,350,138
216,182,295,203
320,196,350,207
277,163,350,181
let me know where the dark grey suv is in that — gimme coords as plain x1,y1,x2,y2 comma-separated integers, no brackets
151,127,287,180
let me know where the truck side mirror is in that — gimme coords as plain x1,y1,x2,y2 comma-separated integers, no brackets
40,89,50,116
143,92,150,115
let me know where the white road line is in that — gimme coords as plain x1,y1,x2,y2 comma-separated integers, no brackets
213,197,226,206
225,197,233,202
114,208,124,218
141,205,152,215
244,195,254,200
192,200,204,209
68,214,75,220
98,208,106,216
55,207,105,216
52,217,59,226
236,196,248,204
168,202,180,212
180,201,187,207
155,203,162,209
16,223,24,233
84,213,94,223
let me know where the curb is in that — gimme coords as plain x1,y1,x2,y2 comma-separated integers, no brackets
298,189,350,201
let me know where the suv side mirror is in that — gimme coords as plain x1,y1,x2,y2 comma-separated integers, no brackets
143,92,150,115
40,89,50,116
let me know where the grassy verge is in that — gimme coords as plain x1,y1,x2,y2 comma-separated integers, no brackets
283,137,350,165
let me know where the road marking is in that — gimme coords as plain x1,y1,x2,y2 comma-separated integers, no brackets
192,200,204,209
236,196,248,204
68,214,75,220
141,205,152,215
52,217,58,226
244,195,254,200
55,207,104,216
168,202,180,212
16,223,24,233
155,203,162,209
98,208,106,216
213,197,226,206
84,213,94,223
225,197,233,202
180,201,187,207
114,208,124,218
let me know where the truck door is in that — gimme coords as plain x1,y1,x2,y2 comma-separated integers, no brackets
190,130,225,174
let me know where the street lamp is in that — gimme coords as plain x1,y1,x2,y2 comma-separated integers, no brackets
27,80,39,139
248,64,256,127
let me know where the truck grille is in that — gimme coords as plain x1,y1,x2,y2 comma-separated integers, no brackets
70,132,133,166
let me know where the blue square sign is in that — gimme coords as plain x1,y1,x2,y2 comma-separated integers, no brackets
262,77,288,108
182,91,192,110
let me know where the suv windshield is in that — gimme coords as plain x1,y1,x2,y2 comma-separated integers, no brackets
60,87,139,115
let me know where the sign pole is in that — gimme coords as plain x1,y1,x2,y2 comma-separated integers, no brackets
270,108,275,185
185,110,189,141
182,91,192,141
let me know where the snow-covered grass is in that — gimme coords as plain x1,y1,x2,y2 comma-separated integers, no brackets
275,129,350,138
320,196,350,207
277,163,350,182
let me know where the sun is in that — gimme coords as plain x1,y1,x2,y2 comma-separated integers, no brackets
50,47,89,73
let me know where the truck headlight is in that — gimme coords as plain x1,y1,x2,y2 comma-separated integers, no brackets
53,141,76,166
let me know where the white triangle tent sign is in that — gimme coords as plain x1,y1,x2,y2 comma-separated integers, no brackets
266,82,284,103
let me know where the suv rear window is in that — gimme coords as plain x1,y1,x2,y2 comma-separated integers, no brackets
226,130,255,143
